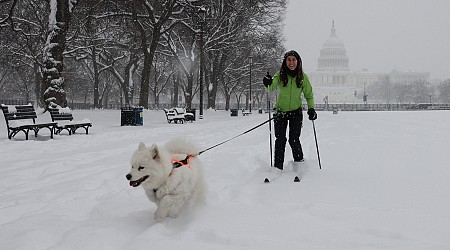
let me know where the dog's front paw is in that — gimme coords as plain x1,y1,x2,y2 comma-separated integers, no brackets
155,187,168,199
154,213,164,222
154,208,167,222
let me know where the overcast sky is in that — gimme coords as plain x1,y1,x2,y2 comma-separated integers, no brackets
284,0,450,80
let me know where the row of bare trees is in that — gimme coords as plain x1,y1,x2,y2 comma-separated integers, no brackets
0,0,287,110
365,78,450,104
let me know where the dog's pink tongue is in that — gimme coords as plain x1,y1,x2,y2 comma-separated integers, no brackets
130,181,138,187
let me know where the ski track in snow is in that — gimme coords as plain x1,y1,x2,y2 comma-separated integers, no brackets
1,109,450,249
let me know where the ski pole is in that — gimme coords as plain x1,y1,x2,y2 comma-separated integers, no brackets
267,81,273,168
312,120,322,169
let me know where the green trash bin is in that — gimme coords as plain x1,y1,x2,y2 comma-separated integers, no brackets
230,109,238,116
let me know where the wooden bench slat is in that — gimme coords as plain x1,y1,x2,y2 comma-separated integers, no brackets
51,114,74,121
4,114,37,120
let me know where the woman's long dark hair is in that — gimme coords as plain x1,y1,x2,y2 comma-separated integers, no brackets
280,51,303,88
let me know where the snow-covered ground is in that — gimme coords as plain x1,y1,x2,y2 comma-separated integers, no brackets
1,108,449,249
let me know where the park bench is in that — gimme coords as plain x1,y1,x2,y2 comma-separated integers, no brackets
48,107,92,135
242,110,252,116
163,108,194,124
1,104,57,140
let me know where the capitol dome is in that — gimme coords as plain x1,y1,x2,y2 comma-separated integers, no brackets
317,21,350,71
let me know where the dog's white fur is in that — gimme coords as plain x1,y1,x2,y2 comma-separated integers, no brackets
127,139,206,221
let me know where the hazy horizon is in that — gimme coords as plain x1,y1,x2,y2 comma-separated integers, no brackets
284,0,450,80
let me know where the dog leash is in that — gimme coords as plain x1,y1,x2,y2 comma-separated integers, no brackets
196,116,275,156
169,117,275,171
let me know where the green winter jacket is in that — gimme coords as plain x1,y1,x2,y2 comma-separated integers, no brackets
266,71,315,112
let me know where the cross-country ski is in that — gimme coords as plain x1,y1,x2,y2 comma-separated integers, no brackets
264,161,304,183
264,175,300,183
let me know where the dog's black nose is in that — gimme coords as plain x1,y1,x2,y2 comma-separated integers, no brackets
126,174,132,180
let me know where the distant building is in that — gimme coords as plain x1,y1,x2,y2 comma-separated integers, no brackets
316,20,350,73
381,69,430,85
308,21,429,103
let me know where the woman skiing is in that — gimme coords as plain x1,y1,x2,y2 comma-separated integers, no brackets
263,50,317,170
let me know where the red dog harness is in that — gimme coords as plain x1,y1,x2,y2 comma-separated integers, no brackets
171,155,194,169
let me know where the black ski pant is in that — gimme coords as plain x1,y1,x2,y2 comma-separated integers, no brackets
273,109,304,170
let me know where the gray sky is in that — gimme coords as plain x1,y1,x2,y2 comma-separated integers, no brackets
284,0,450,80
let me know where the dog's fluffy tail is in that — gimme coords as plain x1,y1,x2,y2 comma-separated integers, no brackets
164,138,200,156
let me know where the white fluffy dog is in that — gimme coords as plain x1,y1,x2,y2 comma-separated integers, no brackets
126,139,206,221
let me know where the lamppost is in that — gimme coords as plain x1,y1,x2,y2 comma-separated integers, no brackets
198,7,206,119
363,82,367,105
248,56,253,113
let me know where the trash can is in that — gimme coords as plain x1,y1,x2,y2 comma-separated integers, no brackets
258,109,263,114
230,109,238,116
134,106,143,125
121,107,134,126
186,109,196,121
121,106,143,126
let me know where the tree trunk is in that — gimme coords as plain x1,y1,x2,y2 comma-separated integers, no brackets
92,48,100,108
122,52,139,106
185,73,194,109
225,93,230,110
152,69,159,109
42,0,76,108
34,62,43,107
172,72,180,107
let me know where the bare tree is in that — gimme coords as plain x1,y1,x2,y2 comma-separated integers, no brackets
438,79,450,103
0,64,12,95
0,0,51,107
164,28,198,109
131,0,186,109
1,0,287,110
0,0,18,27
202,0,286,109
150,55,175,109
42,0,78,108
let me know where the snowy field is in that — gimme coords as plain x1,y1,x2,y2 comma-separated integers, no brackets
1,108,449,249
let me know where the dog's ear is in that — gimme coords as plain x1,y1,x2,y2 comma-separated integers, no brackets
149,143,160,161
138,142,146,151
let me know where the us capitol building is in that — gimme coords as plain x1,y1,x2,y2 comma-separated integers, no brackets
308,21,430,103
